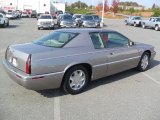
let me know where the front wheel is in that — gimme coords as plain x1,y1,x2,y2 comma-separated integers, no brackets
155,25,159,31
136,52,150,71
142,23,146,29
63,66,89,94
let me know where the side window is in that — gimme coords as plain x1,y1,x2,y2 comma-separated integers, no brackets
106,32,129,48
89,33,105,49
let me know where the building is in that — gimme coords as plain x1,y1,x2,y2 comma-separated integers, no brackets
0,0,51,13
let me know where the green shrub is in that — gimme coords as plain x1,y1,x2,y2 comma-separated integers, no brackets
152,8,160,17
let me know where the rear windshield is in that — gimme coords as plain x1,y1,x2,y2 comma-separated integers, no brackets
134,17,141,20
39,15,51,19
33,32,78,48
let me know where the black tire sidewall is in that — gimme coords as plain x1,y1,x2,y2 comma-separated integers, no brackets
63,66,89,94
137,52,150,72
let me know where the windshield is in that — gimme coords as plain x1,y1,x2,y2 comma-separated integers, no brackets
62,15,72,20
39,15,51,19
33,32,78,48
134,17,141,20
84,16,93,20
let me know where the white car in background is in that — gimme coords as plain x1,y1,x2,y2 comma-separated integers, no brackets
37,14,54,30
0,13,9,27
6,12,16,19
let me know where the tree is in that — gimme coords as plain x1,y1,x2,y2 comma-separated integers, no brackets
152,3,156,9
104,0,109,12
111,0,120,14
71,1,88,9
96,3,102,12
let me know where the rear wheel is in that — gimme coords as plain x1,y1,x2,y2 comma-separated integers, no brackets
38,27,40,30
136,52,150,71
7,21,9,26
63,66,89,94
2,21,6,28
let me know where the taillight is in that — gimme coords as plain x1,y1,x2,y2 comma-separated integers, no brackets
26,54,31,74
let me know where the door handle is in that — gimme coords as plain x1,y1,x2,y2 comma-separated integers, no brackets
110,52,114,55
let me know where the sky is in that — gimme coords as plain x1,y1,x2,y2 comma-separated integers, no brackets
53,0,160,8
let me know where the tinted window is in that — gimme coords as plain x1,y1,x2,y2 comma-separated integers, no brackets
101,32,129,48
33,32,78,48
156,18,160,22
0,14,3,17
39,15,51,19
90,33,105,49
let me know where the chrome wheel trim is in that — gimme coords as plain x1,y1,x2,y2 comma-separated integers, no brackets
69,70,86,90
155,26,159,31
142,24,145,28
141,55,149,70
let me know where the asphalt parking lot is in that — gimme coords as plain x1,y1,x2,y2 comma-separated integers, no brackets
0,18,160,120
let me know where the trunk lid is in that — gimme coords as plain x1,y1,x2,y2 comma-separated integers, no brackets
6,43,55,73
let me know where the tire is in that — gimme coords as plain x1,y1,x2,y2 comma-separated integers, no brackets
38,27,40,30
125,20,128,25
155,25,159,31
134,22,137,27
63,66,89,95
2,21,5,28
136,52,150,72
7,21,9,26
142,23,146,29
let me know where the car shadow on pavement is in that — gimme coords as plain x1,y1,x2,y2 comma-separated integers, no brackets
6,25,19,29
37,59,160,98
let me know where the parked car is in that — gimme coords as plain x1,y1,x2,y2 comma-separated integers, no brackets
31,10,37,18
5,12,16,19
92,15,101,27
73,14,82,27
124,16,142,27
141,17,160,31
0,13,9,27
21,12,28,18
15,10,22,18
37,13,43,20
3,28,156,94
56,10,63,17
57,14,76,28
80,15,97,28
37,14,54,30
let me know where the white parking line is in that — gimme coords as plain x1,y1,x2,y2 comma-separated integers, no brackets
54,91,61,120
142,72,160,85
0,49,6,54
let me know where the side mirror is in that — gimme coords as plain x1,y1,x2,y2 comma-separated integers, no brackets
129,41,134,46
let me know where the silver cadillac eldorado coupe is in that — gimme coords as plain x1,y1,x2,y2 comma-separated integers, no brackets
3,28,156,94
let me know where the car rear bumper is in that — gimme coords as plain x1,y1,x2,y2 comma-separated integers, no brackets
38,25,54,28
3,60,64,90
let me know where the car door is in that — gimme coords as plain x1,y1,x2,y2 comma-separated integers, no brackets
100,32,140,76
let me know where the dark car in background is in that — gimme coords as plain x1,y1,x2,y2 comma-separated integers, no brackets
57,14,76,28
73,14,82,27
80,15,97,28
92,15,101,27
31,10,37,18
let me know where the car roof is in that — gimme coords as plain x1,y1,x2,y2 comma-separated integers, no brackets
55,28,116,33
